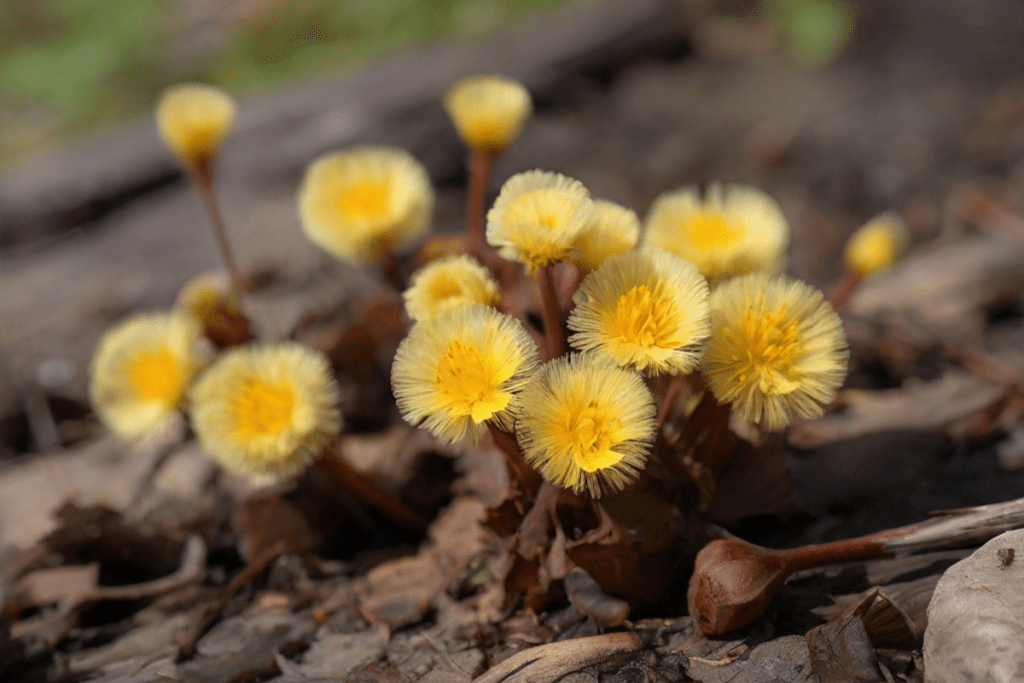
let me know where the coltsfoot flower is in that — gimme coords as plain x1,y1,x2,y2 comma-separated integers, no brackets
444,74,532,155
391,304,540,443
403,255,500,321
843,211,908,277
516,353,656,497
156,84,236,168
568,248,710,375
574,200,641,272
486,170,594,273
644,184,789,282
89,312,203,439
299,146,434,264
702,273,848,430
190,343,341,476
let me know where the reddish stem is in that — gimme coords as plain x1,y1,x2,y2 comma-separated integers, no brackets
829,268,863,309
187,161,246,307
536,263,568,359
316,445,428,534
467,148,496,261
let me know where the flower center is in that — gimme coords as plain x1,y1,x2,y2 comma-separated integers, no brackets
687,210,744,250
127,348,182,402
435,340,512,424
427,276,466,303
339,178,390,218
607,284,680,348
741,307,803,393
231,378,296,439
507,189,574,231
564,402,622,472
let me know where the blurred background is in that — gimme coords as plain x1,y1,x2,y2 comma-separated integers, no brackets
0,0,575,165
0,0,856,167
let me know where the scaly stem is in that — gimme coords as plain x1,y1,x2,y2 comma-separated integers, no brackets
536,263,568,360
188,161,246,307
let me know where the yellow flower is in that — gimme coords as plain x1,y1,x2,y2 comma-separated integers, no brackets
444,74,532,155
403,255,500,321
89,312,203,439
516,353,656,497
568,248,710,375
702,273,848,430
155,84,236,167
574,200,640,272
298,146,435,264
644,184,789,282
486,170,594,273
190,343,341,476
843,212,908,277
391,304,540,444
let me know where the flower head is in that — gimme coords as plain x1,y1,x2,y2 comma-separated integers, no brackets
392,304,539,443
843,211,908,277
644,184,789,282
574,200,641,272
702,273,847,430
175,271,251,347
516,353,656,497
486,170,594,273
156,84,236,168
444,74,532,155
190,343,341,476
298,146,435,264
403,255,500,321
89,312,203,439
568,248,710,375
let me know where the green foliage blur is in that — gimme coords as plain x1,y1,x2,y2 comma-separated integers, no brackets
763,0,854,67
0,0,566,166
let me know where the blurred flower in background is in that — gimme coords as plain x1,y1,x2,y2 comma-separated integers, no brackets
0,0,567,166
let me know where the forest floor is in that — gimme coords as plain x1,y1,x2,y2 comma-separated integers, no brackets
3,0,1024,680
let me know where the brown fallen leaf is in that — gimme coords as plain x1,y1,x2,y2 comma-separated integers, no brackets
805,591,883,683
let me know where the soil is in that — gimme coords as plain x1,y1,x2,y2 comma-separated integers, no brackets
3,0,1024,680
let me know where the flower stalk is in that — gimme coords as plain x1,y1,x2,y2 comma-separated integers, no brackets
537,263,567,359
187,164,247,306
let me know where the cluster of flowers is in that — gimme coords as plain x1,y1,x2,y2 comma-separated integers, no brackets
90,74,905,500
91,85,341,478
390,172,851,496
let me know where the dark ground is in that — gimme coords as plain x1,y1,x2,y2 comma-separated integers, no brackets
3,0,1024,680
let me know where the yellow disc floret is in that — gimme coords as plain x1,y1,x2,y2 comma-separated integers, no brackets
190,343,341,476
155,84,236,167
516,353,656,497
298,146,435,264
444,74,532,155
89,311,203,439
391,304,540,444
568,248,710,375
486,170,594,273
702,273,848,430
644,184,789,282
403,254,500,321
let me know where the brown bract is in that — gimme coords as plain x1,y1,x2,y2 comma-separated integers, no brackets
687,538,789,636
